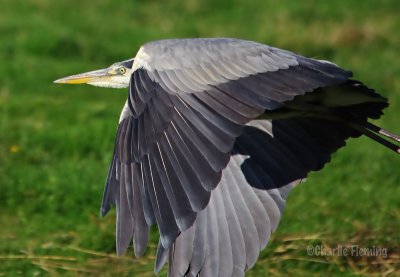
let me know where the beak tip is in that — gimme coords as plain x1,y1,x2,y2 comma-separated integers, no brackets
53,76,90,85
53,68,109,85
53,77,70,84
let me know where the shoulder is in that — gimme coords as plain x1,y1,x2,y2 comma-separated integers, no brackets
133,38,298,71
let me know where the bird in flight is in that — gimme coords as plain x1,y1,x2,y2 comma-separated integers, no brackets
55,38,399,277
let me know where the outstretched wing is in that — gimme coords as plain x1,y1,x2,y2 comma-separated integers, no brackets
101,38,356,257
159,113,367,276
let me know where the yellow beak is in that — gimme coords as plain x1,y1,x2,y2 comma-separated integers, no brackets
54,68,110,85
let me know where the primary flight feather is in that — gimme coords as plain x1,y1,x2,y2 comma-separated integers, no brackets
55,38,400,276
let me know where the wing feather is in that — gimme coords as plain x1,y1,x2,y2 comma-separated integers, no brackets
201,200,219,277
130,162,149,257
213,185,234,277
194,90,252,124
165,69,199,93
178,93,243,137
168,115,222,189
219,176,247,276
231,157,271,250
171,106,230,173
172,94,237,153
169,225,195,277
163,126,211,210
185,210,208,277
101,38,384,274
115,164,133,255
224,165,260,268
150,142,196,231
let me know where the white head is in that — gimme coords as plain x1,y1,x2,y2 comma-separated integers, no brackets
54,58,134,88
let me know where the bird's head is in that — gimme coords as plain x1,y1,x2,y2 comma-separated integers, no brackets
54,58,134,88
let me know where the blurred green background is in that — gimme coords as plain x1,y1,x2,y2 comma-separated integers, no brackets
1,0,400,276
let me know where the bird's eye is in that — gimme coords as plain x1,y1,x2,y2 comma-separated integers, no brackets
119,67,126,74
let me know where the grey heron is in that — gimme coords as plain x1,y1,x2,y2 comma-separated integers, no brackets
54,38,399,276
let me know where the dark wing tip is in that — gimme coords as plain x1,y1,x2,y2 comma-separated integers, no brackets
155,241,168,273
100,206,110,217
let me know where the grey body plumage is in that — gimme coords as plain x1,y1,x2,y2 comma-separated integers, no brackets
54,38,399,277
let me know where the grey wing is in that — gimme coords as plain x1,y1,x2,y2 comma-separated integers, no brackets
100,38,361,259
159,115,362,276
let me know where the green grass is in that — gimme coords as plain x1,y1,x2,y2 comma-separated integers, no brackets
1,0,400,275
